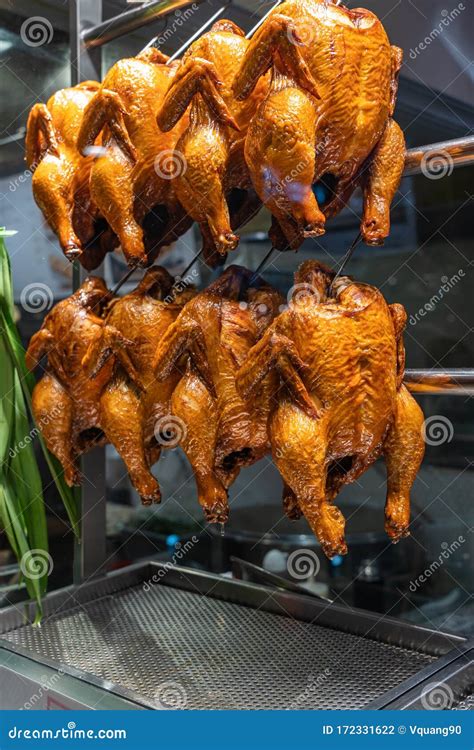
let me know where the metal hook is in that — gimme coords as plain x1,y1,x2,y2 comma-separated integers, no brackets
329,230,362,295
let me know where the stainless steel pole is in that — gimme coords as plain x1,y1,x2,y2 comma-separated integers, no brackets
404,369,474,396
403,136,474,177
82,0,207,49
70,0,107,584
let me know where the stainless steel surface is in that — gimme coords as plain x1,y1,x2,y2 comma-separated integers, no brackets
70,0,102,83
70,0,107,583
404,136,474,176
404,368,474,396
0,564,466,710
82,0,205,49
1,582,437,710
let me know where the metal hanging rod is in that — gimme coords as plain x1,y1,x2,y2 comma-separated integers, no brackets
403,135,474,176
82,0,207,49
404,369,474,396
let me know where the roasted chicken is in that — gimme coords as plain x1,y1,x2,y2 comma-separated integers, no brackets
156,20,269,265
77,48,192,268
153,265,283,522
233,0,405,250
26,82,115,270
83,267,196,504
237,261,425,558
25,277,117,486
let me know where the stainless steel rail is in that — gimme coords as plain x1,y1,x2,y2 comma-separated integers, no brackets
404,136,474,176
82,0,207,48
404,369,474,396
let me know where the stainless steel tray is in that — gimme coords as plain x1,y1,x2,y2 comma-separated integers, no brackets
0,562,471,710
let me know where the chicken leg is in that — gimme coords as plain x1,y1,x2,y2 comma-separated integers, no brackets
383,385,425,541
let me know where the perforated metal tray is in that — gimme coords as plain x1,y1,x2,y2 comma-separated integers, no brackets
0,563,471,710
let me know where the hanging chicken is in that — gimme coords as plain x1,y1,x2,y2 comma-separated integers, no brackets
156,20,269,266
25,277,122,485
83,267,196,505
232,0,405,251
153,265,284,522
77,48,192,268
26,82,115,270
236,261,425,558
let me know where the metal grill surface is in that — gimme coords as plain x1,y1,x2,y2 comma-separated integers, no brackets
2,584,436,709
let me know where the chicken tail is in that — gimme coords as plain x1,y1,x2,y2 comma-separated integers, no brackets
232,14,320,101
156,57,240,133
77,89,137,163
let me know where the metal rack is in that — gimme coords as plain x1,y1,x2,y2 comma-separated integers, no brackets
69,1,474,583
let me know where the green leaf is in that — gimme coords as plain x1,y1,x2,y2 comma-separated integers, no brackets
0,482,43,622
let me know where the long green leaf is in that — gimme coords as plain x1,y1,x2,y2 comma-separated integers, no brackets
0,483,43,623
10,372,49,596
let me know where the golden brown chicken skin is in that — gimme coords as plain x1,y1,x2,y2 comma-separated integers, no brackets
153,265,284,522
237,261,425,558
26,82,114,270
25,277,115,485
233,0,405,250
83,267,196,504
77,49,192,268
156,20,269,265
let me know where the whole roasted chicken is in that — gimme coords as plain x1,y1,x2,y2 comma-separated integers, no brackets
237,261,425,558
153,265,283,522
83,267,195,504
233,0,405,250
77,49,192,267
25,277,120,486
26,82,114,270
156,20,269,265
